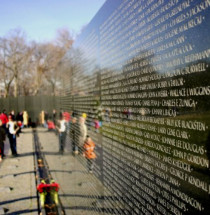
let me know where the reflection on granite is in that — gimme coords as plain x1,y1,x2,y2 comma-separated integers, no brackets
67,0,210,214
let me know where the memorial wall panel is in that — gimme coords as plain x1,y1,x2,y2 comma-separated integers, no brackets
69,0,210,214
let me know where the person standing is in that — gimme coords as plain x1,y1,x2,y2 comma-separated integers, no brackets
16,112,23,135
0,119,6,161
40,111,45,127
0,109,8,131
23,111,29,127
63,110,71,131
44,111,49,128
70,117,78,154
9,110,16,121
57,115,67,154
7,116,20,156
77,116,87,154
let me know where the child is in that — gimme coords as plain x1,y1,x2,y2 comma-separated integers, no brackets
94,119,100,133
83,135,96,173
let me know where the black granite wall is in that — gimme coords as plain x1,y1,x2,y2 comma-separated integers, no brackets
67,0,210,214
1,1,210,214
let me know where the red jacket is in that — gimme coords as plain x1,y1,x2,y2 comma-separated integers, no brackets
47,121,55,129
0,113,8,125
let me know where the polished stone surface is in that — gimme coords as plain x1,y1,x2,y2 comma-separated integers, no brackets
71,0,210,214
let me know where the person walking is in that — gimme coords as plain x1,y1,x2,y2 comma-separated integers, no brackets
0,119,6,161
83,135,96,173
7,115,20,156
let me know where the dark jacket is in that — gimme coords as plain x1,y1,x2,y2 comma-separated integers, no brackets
0,126,6,146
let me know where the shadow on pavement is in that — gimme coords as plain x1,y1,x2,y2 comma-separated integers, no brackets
6,208,38,215
0,196,37,206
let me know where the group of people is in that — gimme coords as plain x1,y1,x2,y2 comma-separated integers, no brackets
0,107,97,173
0,109,29,160
50,110,96,173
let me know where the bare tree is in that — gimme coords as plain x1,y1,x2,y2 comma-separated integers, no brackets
31,42,65,95
55,28,73,50
18,45,35,96
0,28,75,97
43,29,74,96
0,29,29,97
0,37,15,97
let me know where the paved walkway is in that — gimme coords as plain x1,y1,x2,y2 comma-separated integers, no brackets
38,128,105,215
0,127,107,215
0,128,38,215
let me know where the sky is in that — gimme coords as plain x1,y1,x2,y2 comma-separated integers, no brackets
0,0,106,42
